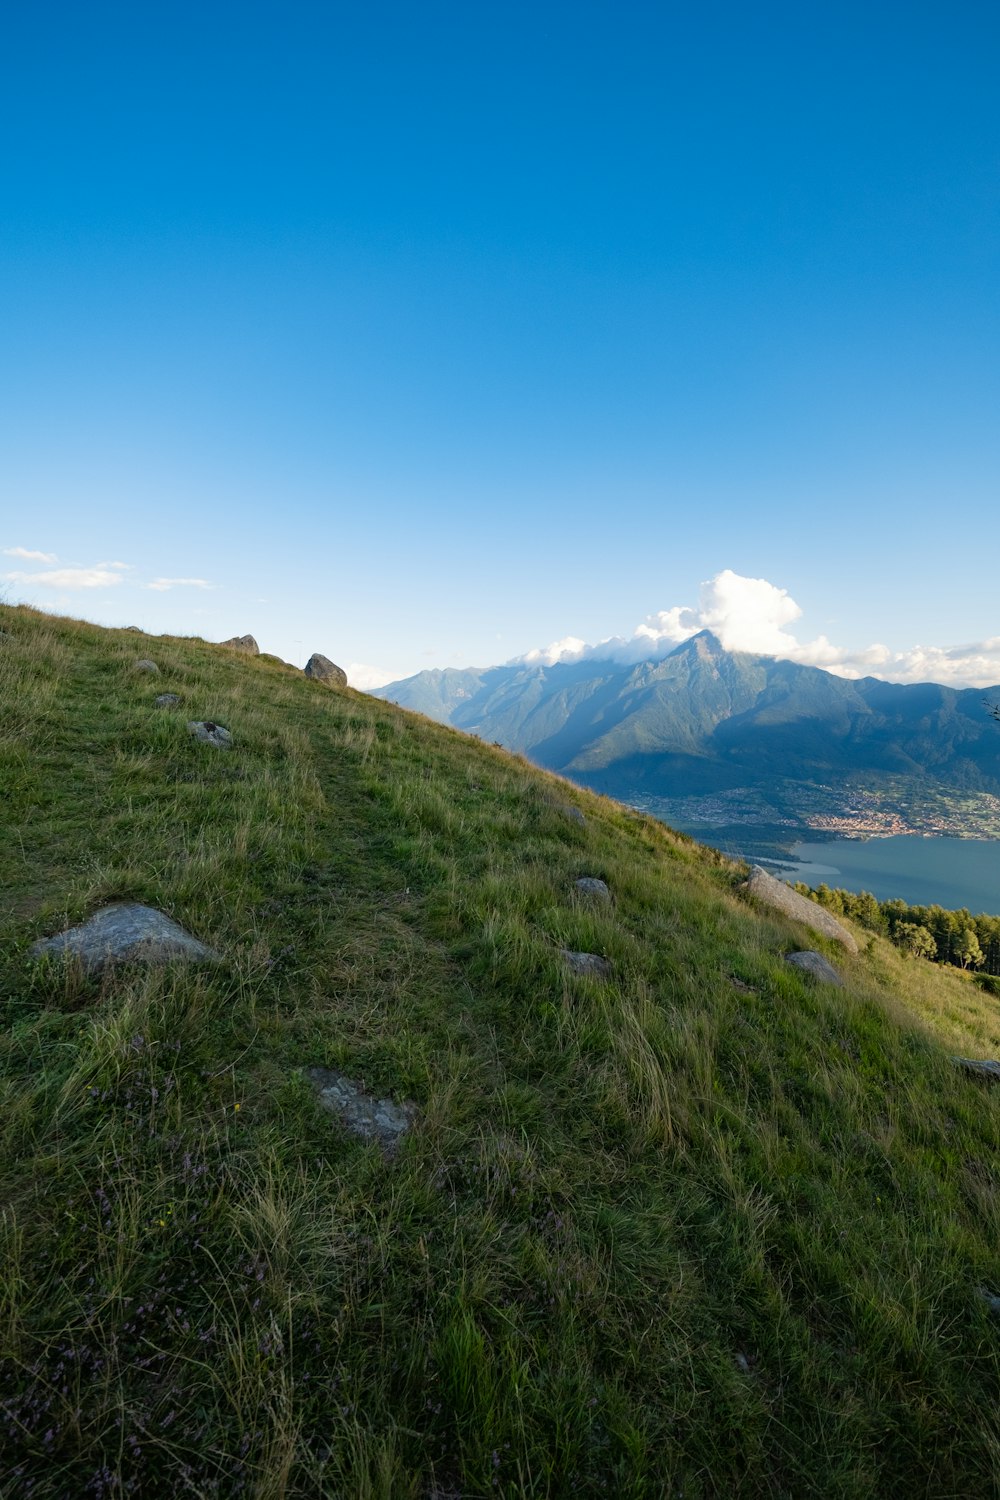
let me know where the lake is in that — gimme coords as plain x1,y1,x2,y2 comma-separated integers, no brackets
752,835,1000,916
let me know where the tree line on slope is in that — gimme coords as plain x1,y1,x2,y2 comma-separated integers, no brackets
793,882,1000,982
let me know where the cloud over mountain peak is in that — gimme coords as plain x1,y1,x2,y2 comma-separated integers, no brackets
518,571,1000,689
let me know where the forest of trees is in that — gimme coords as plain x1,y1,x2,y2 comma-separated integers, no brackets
793,881,1000,985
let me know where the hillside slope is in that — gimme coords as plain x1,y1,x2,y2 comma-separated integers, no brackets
2,603,1000,1498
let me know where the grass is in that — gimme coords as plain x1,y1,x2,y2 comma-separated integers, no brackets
1,601,1000,1497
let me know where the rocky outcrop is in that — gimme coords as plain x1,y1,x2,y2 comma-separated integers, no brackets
785,950,843,986
306,1067,417,1154
31,903,220,975
953,1057,1000,1082
221,635,259,654
304,653,347,688
747,866,858,954
188,721,233,749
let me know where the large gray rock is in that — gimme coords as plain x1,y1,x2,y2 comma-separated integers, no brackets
306,1067,416,1154
953,1057,1000,1083
221,635,259,654
561,949,613,979
31,903,220,976
785,950,844,986
188,720,233,749
574,877,611,901
134,659,159,674
304,653,347,688
747,866,858,955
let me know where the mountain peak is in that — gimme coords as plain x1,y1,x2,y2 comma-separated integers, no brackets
672,628,726,659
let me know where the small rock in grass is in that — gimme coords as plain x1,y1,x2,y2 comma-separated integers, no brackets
729,976,756,994
134,659,159,674
123,625,145,633
221,634,259,653
785,950,843,986
978,1287,1000,1315
561,948,613,979
154,693,180,708
552,803,586,825
306,1067,417,1154
574,877,611,901
188,720,233,749
953,1057,1000,1083
31,902,220,976
304,652,348,687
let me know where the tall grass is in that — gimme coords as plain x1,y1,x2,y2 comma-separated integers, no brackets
1,602,999,1496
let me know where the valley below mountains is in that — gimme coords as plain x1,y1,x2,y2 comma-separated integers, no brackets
376,631,1000,853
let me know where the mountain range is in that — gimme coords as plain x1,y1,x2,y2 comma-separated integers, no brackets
375,632,1000,841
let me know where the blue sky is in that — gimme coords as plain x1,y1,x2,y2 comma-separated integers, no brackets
2,1,998,686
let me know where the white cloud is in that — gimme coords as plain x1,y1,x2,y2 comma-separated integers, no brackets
3,546,58,563
145,577,213,592
5,566,126,590
347,662,396,690
518,571,1000,689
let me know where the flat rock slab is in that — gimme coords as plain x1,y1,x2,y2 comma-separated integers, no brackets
561,948,613,979
785,950,843,986
188,720,233,749
155,693,180,708
953,1057,1000,1082
574,877,611,901
304,652,347,687
134,659,159,674
31,903,220,976
747,866,858,955
306,1067,417,1153
221,635,259,653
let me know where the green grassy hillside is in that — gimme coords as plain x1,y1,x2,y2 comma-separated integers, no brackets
2,603,999,1498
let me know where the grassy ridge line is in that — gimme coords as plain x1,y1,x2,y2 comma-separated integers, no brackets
1,602,999,1498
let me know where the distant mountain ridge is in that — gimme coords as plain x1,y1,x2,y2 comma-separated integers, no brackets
374,633,1000,830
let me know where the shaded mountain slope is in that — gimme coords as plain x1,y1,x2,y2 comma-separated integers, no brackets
376,632,1000,805
2,603,1000,1497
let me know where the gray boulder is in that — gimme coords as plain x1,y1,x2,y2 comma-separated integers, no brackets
188,720,233,749
134,659,159,674
561,949,613,979
575,877,611,901
221,635,259,654
154,693,180,708
306,1067,417,1154
551,802,586,826
953,1057,1000,1083
31,903,220,976
304,653,347,688
785,950,844,986
747,866,858,955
